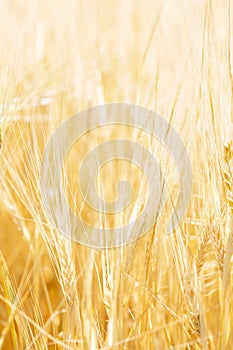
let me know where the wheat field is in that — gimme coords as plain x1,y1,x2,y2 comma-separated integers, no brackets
0,0,233,349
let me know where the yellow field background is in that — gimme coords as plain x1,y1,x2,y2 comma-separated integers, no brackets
0,0,233,349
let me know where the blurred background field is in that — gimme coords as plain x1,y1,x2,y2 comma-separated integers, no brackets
0,0,233,349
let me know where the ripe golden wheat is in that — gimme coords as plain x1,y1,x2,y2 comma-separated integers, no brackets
0,0,233,349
